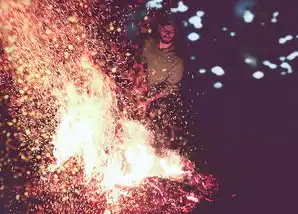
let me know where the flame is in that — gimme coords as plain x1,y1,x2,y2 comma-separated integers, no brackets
51,56,185,190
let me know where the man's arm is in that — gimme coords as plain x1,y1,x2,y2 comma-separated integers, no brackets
145,58,184,103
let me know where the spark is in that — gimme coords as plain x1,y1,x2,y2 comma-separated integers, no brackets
213,82,223,89
279,35,294,44
189,11,205,29
243,10,254,23
263,60,277,69
146,0,163,9
271,12,279,23
211,66,225,76
199,68,206,74
280,62,293,73
244,56,257,67
252,71,264,79
188,32,200,41
171,1,188,13
230,32,236,37
286,51,298,61
234,0,256,17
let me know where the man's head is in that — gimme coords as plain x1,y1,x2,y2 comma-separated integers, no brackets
158,22,176,44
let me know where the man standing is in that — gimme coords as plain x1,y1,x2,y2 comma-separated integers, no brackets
139,19,184,105
136,18,186,149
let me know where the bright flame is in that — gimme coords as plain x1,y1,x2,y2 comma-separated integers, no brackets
51,57,185,191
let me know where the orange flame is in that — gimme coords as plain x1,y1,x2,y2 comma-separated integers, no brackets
50,56,185,193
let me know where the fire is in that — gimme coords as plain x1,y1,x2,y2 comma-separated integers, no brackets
51,56,185,191
0,0,217,213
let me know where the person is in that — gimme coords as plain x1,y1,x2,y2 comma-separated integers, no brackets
134,17,186,150
138,19,184,107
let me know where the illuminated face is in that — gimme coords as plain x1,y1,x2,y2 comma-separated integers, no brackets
159,24,176,43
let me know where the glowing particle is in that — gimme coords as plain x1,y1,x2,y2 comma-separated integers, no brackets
188,11,205,29
222,27,228,31
234,0,256,17
211,66,225,76
280,62,293,73
16,195,20,200
17,66,24,73
111,67,117,73
230,32,236,37
271,12,279,23
8,35,17,43
279,56,286,61
68,16,77,23
4,95,9,99
187,32,200,41
253,71,264,79
286,51,298,61
244,56,257,66
45,29,52,34
182,20,188,27
146,0,163,9
214,82,223,89
117,27,121,32
199,68,206,74
171,1,188,13
243,10,254,23
186,195,199,202
104,210,112,214
263,60,277,69
279,35,293,44
4,46,16,53
148,28,152,33
64,52,69,59
67,44,74,51
191,56,196,60
196,11,205,17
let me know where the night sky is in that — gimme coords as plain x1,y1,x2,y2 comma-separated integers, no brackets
172,0,297,213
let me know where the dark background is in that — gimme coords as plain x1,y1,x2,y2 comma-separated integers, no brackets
176,0,298,213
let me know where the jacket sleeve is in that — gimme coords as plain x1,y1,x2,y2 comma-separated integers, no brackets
164,58,184,94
